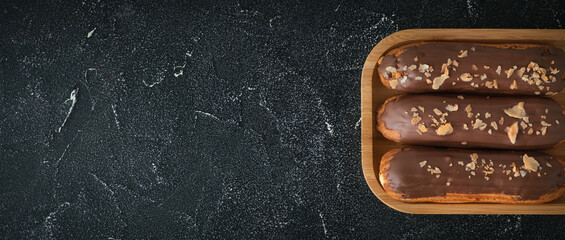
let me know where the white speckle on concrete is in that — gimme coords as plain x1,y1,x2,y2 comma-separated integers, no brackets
58,88,78,133
111,104,120,130
87,27,96,38
319,212,328,235
355,117,361,129
195,110,220,121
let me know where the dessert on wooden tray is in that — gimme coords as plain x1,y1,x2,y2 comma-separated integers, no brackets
377,94,565,150
378,42,565,95
379,147,565,203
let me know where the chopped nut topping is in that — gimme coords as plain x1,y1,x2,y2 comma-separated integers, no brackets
505,67,516,78
389,79,399,89
457,95,464,99
491,121,498,130
520,170,527,177
496,66,502,75
551,60,555,64
556,120,560,124
485,81,493,88
550,67,559,75
460,73,473,82
411,107,418,112
471,47,476,51
522,154,540,172
417,106,425,113
541,120,552,127
508,80,518,90
386,66,397,73
493,79,498,89
499,117,504,125
436,123,454,136
488,129,492,134
433,108,443,116
415,76,422,81
418,64,430,73
480,74,487,80
463,123,469,130
517,67,525,77
411,115,422,125
458,161,464,166
546,162,553,168
408,64,417,70
470,153,479,162
418,123,428,133
484,65,490,70
527,62,536,72
473,119,487,130
445,104,458,112
546,92,558,96
505,122,519,144
426,78,432,84
541,126,547,135
464,104,472,113
414,57,419,62
458,50,468,58
461,141,467,145
446,182,451,186
402,65,407,71
504,102,526,120
472,65,478,71
528,128,534,135
432,75,448,90
419,161,427,168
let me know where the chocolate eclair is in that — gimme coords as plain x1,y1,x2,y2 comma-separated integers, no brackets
377,94,565,150
379,147,565,203
378,42,565,95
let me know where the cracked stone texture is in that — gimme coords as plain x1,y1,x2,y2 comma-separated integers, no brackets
1,0,565,239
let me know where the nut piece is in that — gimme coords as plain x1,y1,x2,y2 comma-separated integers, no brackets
505,67,516,78
432,75,449,90
411,115,422,125
418,64,430,73
472,65,478,71
496,66,502,75
510,80,518,90
436,123,454,136
386,66,397,73
503,102,526,119
490,121,498,130
505,122,519,144
389,79,399,89
419,160,427,168
460,73,473,82
522,154,540,172
418,124,428,133
445,104,459,112
473,119,487,130
458,50,468,58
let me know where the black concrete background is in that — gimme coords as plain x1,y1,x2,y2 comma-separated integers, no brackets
1,0,565,239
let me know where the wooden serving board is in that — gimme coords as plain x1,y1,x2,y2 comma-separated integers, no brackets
361,29,565,214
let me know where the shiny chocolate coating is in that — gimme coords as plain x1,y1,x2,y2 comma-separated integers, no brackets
378,94,565,150
384,147,565,200
379,42,565,95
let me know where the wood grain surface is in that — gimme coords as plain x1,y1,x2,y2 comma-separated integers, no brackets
361,29,565,214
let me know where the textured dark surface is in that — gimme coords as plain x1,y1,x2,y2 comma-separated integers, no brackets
1,0,565,239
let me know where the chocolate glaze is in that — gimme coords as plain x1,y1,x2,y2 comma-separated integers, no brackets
379,42,565,94
379,94,565,150
384,147,565,200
